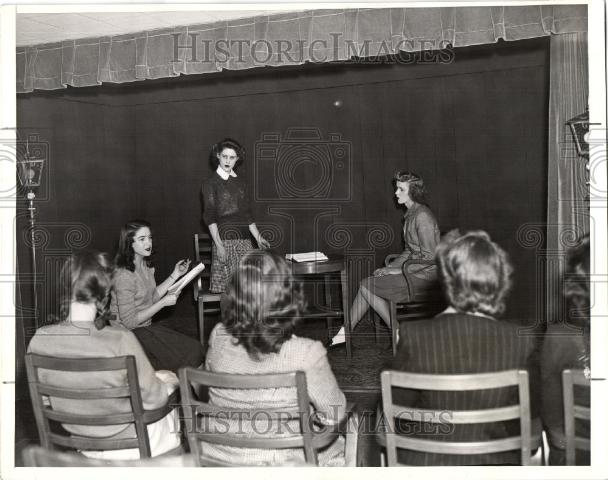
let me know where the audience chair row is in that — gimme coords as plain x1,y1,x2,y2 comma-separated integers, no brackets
24,352,588,467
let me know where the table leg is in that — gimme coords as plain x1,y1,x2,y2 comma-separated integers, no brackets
340,268,352,359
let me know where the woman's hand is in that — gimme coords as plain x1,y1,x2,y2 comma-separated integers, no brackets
257,236,270,249
162,292,179,307
171,259,191,280
216,244,227,262
374,267,401,277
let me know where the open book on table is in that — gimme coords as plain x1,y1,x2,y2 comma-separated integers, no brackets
285,252,329,262
168,262,205,294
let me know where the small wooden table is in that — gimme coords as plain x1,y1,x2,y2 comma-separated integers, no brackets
287,255,351,358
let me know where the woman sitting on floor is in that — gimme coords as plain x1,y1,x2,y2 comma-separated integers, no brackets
27,250,181,459
111,219,204,373
204,250,347,466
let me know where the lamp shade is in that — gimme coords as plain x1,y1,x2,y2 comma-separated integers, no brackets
566,110,589,158
17,156,45,188
17,135,47,189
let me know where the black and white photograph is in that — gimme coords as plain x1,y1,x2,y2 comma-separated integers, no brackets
0,1,606,478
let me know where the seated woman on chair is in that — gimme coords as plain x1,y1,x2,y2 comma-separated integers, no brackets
332,171,440,345
111,219,204,373
391,230,541,465
204,250,348,466
541,234,590,465
27,250,181,459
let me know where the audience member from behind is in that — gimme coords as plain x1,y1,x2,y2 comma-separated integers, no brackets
27,250,181,459
204,250,347,466
111,219,204,373
541,234,590,465
391,230,541,466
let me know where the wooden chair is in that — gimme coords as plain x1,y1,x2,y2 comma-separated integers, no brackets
25,353,178,458
379,369,535,466
179,367,359,466
193,233,222,347
382,255,445,354
562,369,591,465
22,445,195,467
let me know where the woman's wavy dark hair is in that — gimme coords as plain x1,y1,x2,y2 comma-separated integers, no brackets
54,250,114,330
393,171,427,205
564,234,590,329
437,230,513,317
114,219,153,272
209,138,245,169
223,250,306,358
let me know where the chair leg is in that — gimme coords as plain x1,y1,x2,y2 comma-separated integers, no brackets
197,299,205,349
344,410,360,467
366,309,380,344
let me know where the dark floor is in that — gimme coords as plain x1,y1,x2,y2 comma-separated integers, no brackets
15,304,390,467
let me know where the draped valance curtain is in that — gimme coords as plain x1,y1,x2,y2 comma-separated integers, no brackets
16,4,587,93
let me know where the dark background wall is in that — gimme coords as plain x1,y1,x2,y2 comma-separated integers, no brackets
16,37,549,354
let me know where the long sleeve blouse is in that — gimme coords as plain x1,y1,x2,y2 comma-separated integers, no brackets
202,323,347,465
201,173,254,239
27,321,168,438
391,203,440,280
110,266,159,329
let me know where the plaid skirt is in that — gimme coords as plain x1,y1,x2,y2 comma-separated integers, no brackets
210,239,254,293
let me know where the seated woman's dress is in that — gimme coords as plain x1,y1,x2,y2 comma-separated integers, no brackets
27,321,181,459
111,265,204,373
203,323,347,466
365,203,440,302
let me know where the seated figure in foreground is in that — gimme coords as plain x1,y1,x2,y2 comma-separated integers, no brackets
541,234,590,465
27,250,181,459
390,230,540,466
204,250,347,466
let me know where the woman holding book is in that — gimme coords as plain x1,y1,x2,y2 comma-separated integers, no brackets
202,138,270,293
111,219,205,373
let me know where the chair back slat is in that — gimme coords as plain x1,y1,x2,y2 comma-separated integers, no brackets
562,369,591,465
387,370,521,391
49,433,142,451
574,405,591,421
195,434,307,449
28,354,134,371
381,369,532,466
386,404,520,424
179,367,319,466
194,403,300,419
189,370,302,389
392,436,523,455
25,353,153,458
38,385,131,399
44,409,136,425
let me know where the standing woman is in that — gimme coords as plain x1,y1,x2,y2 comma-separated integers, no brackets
202,138,270,293
332,171,440,344
111,219,205,373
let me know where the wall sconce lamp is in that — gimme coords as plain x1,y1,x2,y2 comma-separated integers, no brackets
566,109,590,159
16,134,47,326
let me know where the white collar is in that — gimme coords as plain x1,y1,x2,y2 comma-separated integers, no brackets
216,167,237,180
